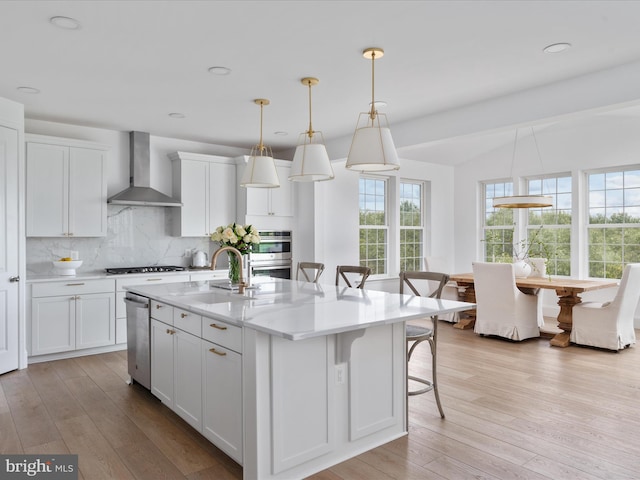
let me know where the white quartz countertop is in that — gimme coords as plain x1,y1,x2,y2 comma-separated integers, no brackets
27,268,225,283
126,278,475,340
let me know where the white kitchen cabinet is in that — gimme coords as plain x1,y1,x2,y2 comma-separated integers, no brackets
150,313,203,431
202,339,243,464
75,293,116,349
30,279,115,356
151,317,174,405
236,157,294,219
26,134,108,237
31,296,74,355
170,152,236,237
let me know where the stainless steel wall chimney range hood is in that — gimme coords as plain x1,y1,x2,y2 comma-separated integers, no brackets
107,131,182,207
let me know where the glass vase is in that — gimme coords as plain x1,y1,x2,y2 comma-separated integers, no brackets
228,251,241,285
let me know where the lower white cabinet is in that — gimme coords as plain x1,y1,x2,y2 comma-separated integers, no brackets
30,279,115,356
149,306,243,464
202,339,243,463
150,317,202,431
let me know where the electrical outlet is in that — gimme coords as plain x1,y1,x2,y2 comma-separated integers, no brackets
184,249,192,257
335,364,346,385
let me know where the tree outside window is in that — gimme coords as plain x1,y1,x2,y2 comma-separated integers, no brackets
400,182,423,271
359,177,387,275
588,168,640,278
527,175,572,276
483,181,514,262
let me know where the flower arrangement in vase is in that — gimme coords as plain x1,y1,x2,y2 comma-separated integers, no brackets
211,223,261,284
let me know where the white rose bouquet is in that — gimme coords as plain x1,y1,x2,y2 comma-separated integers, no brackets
211,223,261,255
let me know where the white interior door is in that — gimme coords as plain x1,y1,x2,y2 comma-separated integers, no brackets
0,124,19,374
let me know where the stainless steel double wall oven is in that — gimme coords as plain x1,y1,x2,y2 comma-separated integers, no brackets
249,230,292,279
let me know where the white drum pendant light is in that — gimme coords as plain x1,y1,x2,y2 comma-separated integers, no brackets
240,99,280,188
346,47,399,172
289,77,334,182
493,127,553,208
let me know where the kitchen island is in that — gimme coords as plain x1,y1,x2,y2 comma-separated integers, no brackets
126,278,473,480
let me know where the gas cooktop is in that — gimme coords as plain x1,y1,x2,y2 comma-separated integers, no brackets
105,265,186,275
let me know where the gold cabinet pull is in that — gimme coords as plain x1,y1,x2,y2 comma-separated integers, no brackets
180,313,188,318
147,278,163,281
209,323,227,331
209,348,226,356
66,283,85,286
156,304,163,309
166,329,176,335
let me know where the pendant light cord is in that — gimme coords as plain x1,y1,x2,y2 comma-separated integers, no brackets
531,127,544,171
307,81,314,138
369,50,377,121
258,101,264,154
509,129,519,178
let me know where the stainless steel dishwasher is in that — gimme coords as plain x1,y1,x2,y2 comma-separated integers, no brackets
124,291,151,389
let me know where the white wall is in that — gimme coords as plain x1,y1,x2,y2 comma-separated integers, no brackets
23,119,250,274
452,112,640,323
314,158,455,293
25,119,247,198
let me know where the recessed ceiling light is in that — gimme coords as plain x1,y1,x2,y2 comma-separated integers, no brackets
274,131,288,136
17,86,40,94
543,42,571,54
49,16,81,30
208,66,232,76
168,113,185,119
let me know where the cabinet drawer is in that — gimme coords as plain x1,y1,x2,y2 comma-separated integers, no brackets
202,318,242,353
151,300,173,324
174,308,201,337
32,278,114,297
189,270,228,282
117,274,190,291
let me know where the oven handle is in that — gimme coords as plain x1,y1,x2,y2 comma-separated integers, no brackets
251,264,292,271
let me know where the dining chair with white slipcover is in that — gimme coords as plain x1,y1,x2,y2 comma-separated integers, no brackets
570,263,640,351
472,262,541,341
400,270,449,420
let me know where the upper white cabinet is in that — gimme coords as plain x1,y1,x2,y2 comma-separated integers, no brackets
236,157,293,219
170,152,236,237
26,134,108,237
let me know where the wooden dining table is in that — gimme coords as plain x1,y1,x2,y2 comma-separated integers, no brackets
449,273,618,347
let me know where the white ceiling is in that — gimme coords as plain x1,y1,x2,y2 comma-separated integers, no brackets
3,0,640,164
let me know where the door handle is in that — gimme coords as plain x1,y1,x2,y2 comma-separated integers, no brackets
9,276,20,283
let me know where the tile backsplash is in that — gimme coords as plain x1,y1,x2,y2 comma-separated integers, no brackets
26,205,213,276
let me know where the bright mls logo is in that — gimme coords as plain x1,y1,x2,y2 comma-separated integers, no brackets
1,455,78,479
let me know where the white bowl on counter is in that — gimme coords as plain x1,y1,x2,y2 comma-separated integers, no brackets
52,260,83,275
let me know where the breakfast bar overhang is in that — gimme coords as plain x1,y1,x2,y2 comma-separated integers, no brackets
126,278,474,479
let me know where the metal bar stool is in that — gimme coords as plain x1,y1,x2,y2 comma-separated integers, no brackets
400,270,449,419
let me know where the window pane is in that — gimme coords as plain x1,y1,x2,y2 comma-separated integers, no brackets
588,168,640,278
400,181,423,272
359,177,388,275
526,175,572,276
483,181,514,262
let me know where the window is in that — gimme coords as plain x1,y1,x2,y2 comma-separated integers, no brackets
527,175,572,276
359,177,387,275
399,181,423,271
587,168,640,278
482,181,514,262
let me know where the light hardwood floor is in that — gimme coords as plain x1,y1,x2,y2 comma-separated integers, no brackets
2,320,640,480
